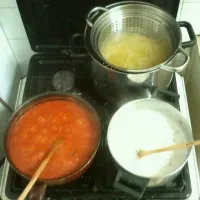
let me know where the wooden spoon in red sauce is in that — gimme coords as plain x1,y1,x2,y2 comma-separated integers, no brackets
7,99,100,180
18,136,65,200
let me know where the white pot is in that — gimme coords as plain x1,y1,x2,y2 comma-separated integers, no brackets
107,98,193,199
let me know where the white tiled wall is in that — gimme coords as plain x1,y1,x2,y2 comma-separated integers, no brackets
0,0,34,76
0,8,27,39
0,0,17,7
179,3,200,35
177,0,200,35
0,24,21,108
183,0,200,2
0,24,21,159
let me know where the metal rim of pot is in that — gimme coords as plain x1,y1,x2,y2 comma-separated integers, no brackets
84,1,196,74
106,98,193,199
4,92,101,198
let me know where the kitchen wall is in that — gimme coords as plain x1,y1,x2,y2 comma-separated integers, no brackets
0,0,35,76
0,23,21,160
177,0,200,35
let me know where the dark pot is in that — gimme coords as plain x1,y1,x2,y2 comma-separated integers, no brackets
4,92,101,199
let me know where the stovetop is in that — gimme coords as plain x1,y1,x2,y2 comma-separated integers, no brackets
4,54,192,200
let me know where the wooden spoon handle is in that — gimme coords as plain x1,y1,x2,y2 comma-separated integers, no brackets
138,139,200,158
18,137,64,200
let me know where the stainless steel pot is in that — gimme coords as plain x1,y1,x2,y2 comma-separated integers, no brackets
107,98,193,199
84,1,196,104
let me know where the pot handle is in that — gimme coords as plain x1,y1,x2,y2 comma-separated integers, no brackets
66,33,88,58
160,46,190,74
113,171,149,199
178,21,196,48
86,7,108,27
28,183,46,200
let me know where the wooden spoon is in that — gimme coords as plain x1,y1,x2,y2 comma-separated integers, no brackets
137,139,200,159
18,137,64,200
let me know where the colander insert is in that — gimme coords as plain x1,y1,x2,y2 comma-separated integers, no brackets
87,2,181,72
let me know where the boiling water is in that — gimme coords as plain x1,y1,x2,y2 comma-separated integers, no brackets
108,109,188,178
100,33,171,70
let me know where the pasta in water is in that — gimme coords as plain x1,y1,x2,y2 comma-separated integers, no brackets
100,33,172,70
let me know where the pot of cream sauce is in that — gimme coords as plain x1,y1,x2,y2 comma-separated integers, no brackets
107,98,193,199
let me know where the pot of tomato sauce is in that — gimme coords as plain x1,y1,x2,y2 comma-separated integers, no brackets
4,92,101,199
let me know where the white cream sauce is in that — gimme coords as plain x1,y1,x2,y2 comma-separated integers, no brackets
107,107,188,178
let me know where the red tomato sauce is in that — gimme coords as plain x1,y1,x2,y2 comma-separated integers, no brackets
7,100,100,180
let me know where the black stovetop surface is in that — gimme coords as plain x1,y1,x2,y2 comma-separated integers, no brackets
5,54,192,200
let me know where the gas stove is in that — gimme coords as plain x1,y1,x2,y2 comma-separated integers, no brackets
0,0,199,199
0,53,200,200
